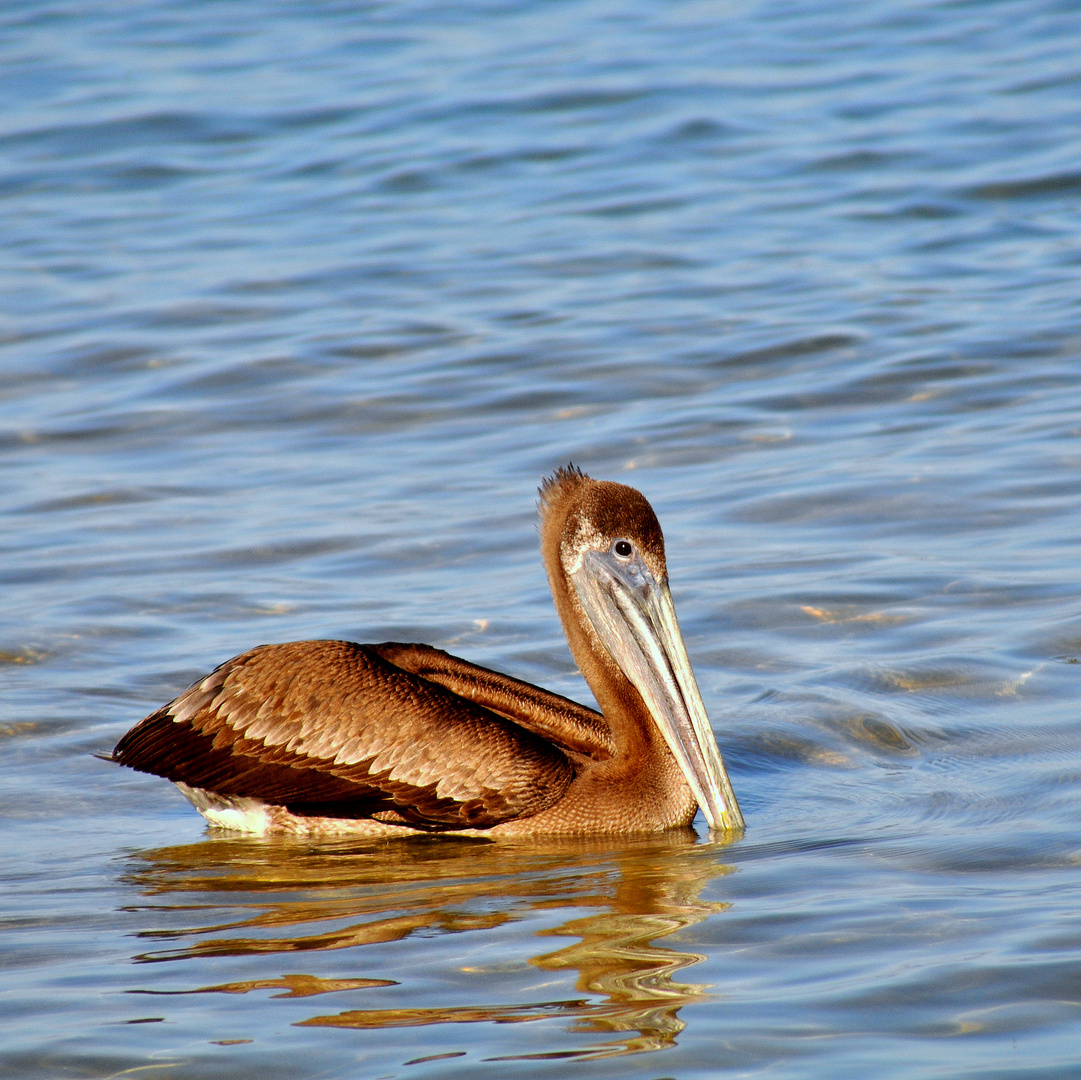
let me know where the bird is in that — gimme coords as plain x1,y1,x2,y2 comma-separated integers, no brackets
110,466,743,836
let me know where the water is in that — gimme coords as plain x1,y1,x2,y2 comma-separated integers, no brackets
3,0,1081,1076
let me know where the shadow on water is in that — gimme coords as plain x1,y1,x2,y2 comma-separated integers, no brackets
120,831,736,1060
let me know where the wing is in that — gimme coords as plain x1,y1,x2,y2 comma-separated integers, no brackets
112,640,576,831
368,643,613,759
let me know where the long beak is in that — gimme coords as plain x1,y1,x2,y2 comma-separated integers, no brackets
571,550,744,832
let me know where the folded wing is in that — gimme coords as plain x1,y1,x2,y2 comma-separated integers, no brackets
112,640,586,830
369,642,613,759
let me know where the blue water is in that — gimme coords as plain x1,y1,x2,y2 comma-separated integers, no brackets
4,1,1081,1077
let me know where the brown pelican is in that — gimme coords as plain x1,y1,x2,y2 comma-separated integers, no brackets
111,467,743,835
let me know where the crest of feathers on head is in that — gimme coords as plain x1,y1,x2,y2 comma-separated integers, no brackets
539,463,587,510
538,463,591,536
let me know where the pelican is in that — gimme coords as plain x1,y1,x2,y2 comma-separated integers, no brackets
110,467,743,835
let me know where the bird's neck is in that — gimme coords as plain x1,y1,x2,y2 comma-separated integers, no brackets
541,548,660,761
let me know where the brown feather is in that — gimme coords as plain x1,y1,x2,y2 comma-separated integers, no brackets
113,641,575,830
369,643,612,760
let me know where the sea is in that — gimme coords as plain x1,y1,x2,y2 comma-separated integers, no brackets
3,1,1081,1077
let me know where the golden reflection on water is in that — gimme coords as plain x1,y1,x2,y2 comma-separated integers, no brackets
123,830,735,1060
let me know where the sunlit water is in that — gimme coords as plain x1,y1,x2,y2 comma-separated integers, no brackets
4,1,1081,1077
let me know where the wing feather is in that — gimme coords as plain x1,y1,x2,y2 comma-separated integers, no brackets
113,641,576,830
369,643,613,759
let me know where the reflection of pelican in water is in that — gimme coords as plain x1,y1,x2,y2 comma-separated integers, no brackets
111,467,742,835
125,832,735,1060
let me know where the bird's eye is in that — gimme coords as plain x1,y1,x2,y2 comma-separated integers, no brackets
613,539,633,558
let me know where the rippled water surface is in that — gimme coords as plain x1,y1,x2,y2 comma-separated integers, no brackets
4,1,1081,1077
